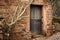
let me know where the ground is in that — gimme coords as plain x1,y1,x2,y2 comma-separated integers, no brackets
9,31,60,40
32,32,60,40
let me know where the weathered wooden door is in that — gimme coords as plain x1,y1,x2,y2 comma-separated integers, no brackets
30,5,42,34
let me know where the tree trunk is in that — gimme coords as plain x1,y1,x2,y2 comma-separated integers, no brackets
3,33,10,40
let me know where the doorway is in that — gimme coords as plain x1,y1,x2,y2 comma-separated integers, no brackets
30,5,42,34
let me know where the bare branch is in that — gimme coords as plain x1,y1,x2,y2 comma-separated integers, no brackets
17,5,24,19
18,15,29,20
9,0,33,26
11,6,18,22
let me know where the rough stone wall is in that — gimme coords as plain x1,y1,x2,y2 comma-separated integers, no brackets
42,3,52,36
45,4,53,36
0,0,52,40
0,0,29,40
0,0,29,31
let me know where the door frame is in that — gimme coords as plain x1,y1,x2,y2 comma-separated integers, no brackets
30,4,43,34
26,2,44,33
25,1,53,36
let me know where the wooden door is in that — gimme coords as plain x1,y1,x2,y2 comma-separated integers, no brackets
30,5,42,34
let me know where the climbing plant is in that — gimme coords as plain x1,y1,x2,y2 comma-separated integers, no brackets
47,0,60,32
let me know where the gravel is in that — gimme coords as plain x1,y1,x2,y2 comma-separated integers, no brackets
32,32,60,40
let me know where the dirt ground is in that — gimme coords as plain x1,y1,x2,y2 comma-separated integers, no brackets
9,32,60,40
32,32,60,40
